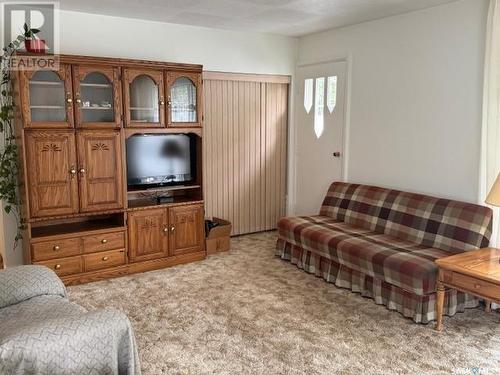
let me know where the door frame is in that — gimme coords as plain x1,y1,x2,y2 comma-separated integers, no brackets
288,54,352,216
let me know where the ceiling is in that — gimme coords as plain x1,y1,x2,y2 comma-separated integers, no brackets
59,0,458,37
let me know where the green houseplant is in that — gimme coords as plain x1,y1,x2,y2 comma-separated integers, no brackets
0,24,41,248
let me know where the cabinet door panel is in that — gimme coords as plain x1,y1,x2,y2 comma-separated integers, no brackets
128,208,168,262
166,71,202,128
77,130,124,212
26,130,79,218
169,204,204,256
20,65,74,128
73,65,122,128
123,69,165,127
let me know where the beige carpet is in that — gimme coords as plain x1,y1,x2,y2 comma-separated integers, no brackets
68,231,500,375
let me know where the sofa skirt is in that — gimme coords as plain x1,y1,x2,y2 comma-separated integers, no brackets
276,238,479,324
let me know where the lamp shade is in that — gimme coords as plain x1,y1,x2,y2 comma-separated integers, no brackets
486,173,500,206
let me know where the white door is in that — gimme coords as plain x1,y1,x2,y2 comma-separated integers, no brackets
294,61,347,215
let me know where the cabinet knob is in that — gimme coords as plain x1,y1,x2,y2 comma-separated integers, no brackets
170,226,175,232
75,98,82,104
101,239,108,244
66,98,73,103
102,256,109,261
163,227,168,233
54,264,61,270
79,168,86,174
53,245,60,251
69,167,77,175
159,100,165,106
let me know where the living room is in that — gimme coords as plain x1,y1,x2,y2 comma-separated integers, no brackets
0,0,499,374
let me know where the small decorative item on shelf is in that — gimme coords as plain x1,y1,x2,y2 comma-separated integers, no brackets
23,23,46,54
91,103,99,107
101,101,111,108
83,101,90,107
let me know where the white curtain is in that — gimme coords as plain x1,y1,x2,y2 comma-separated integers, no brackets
480,0,500,248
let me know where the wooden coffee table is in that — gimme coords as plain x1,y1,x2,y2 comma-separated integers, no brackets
435,248,500,331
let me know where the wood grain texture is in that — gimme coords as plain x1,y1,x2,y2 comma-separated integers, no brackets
166,71,202,128
203,77,288,235
128,207,169,262
20,64,74,129
123,68,165,128
169,204,205,256
25,130,80,218
72,65,122,128
77,130,125,212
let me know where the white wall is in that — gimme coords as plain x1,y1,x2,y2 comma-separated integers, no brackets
0,11,297,266
296,0,488,204
59,10,297,75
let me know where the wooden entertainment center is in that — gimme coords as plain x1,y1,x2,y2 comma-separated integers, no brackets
13,54,205,285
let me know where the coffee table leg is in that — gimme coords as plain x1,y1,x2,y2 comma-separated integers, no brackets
435,281,445,331
485,300,492,313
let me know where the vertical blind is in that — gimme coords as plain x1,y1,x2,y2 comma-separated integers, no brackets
203,73,289,235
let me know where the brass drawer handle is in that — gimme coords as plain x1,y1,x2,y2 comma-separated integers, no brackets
66,97,73,103
54,264,61,270
53,245,60,251
102,256,109,261
170,226,175,232
163,227,168,233
101,239,108,244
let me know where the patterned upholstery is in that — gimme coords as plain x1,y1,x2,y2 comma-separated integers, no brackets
320,182,492,253
276,239,478,323
277,182,493,322
278,215,451,295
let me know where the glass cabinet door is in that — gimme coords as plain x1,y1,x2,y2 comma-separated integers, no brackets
166,71,202,127
22,65,74,128
73,66,121,128
123,69,164,127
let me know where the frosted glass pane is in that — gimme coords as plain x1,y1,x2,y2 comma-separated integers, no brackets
171,77,196,123
314,77,325,138
304,78,313,114
130,75,159,123
327,76,337,113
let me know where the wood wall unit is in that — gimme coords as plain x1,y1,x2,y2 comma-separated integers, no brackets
14,54,205,285
203,73,289,235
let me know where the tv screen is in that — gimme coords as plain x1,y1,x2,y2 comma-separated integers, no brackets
126,134,194,188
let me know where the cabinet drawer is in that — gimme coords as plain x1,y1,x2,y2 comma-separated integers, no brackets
35,256,82,277
451,272,500,300
82,231,125,254
32,238,81,261
83,249,126,272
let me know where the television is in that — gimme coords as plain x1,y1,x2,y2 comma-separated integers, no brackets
126,134,195,189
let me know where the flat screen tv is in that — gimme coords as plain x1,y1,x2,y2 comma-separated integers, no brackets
126,134,195,189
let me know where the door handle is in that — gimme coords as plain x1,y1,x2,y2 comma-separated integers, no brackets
333,152,341,158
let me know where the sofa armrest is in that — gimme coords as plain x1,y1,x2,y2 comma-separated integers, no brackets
0,265,66,308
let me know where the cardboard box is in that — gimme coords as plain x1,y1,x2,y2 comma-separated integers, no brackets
206,217,232,255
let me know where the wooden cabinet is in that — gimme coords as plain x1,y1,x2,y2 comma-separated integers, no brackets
25,130,79,218
26,130,124,218
77,130,124,212
123,69,165,127
169,204,204,256
128,208,169,262
166,71,202,127
20,65,74,128
73,65,122,128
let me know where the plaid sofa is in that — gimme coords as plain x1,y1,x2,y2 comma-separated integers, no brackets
276,182,493,323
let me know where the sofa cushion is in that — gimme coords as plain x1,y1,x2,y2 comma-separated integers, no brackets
278,215,452,295
319,182,492,253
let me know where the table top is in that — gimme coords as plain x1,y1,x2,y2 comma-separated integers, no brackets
436,248,500,285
